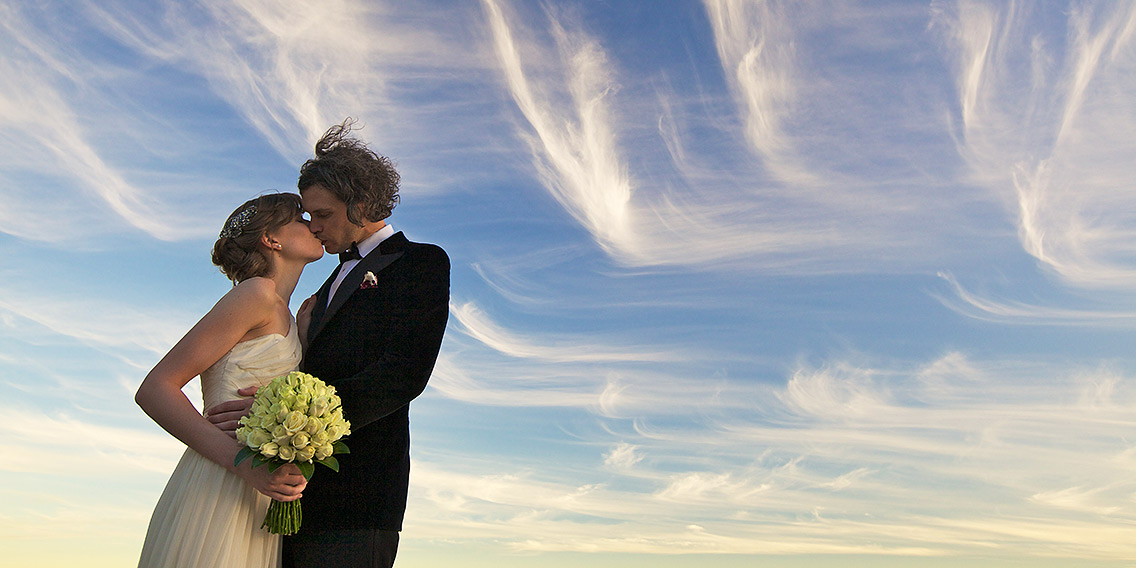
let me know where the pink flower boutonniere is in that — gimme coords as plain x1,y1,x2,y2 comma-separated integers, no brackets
360,271,378,289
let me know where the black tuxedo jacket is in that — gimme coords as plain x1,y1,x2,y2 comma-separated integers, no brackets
299,231,449,531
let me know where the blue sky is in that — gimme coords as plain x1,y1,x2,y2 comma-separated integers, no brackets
2,1,1136,566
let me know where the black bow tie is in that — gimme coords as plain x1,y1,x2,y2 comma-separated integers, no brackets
338,244,362,263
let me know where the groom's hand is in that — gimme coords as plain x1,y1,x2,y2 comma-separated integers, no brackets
296,294,317,346
205,386,258,438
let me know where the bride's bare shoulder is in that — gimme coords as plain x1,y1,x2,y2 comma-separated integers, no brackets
219,277,278,308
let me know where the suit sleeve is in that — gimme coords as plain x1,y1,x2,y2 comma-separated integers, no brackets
332,247,450,430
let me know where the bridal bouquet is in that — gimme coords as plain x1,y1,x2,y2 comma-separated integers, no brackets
235,371,351,535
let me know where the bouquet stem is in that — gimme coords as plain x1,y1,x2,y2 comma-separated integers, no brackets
263,499,302,535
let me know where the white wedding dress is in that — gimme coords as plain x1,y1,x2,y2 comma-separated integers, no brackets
138,320,302,568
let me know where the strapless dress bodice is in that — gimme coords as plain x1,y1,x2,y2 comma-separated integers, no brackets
200,319,301,410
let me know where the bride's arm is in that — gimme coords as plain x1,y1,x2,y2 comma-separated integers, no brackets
135,278,307,501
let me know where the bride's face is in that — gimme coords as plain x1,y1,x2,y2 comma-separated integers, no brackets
272,218,325,263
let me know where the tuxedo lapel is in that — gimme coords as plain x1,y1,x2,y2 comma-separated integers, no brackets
306,236,408,340
306,267,340,346
324,251,403,320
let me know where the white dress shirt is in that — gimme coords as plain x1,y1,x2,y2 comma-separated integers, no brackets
327,224,395,306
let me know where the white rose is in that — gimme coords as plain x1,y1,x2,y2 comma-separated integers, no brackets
259,441,279,458
284,373,300,388
305,416,325,436
311,429,330,446
277,445,296,461
247,428,272,449
295,445,316,462
310,396,331,418
274,403,289,423
291,431,311,449
314,444,333,461
280,394,298,412
283,410,308,434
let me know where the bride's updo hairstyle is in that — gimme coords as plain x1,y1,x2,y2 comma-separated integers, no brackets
211,193,304,283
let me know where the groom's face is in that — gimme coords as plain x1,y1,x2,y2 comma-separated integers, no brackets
302,184,359,255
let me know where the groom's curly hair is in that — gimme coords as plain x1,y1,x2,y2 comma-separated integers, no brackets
212,192,305,283
297,118,399,225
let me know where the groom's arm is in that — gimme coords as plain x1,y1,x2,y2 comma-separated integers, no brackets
330,246,449,429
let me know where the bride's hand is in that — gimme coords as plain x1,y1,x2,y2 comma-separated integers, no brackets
239,461,308,502
296,294,317,346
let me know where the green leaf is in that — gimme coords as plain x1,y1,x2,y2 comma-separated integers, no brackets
251,454,269,469
297,461,315,480
317,456,340,472
234,446,255,467
267,460,282,473
333,441,351,454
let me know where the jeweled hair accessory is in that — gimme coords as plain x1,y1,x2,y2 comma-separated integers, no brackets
219,204,258,238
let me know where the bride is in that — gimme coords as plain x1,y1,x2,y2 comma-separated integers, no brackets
136,193,324,567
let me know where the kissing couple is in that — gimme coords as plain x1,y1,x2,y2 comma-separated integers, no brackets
135,119,449,568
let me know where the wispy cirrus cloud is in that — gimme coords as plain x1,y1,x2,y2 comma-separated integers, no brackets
703,0,812,186
84,0,494,162
0,0,488,245
449,301,676,363
934,271,1136,326
482,0,638,260
0,406,183,475
0,402,184,558
935,1,1136,291
0,291,192,360
409,350,1136,559
430,300,702,411
0,3,202,242
484,0,990,274
80,0,388,155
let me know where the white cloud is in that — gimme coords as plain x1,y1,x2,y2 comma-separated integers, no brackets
602,442,642,472
934,271,1136,326
0,405,183,475
450,301,675,363
0,6,200,241
409,351,1136,559
482,0,638,260
704,0,814,186
484,0,991,274
935,0,1136,290
0,290,191,358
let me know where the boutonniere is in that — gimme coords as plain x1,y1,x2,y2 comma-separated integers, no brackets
360,271,378,289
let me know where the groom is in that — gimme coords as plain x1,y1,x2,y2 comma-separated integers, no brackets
210,120,449,567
